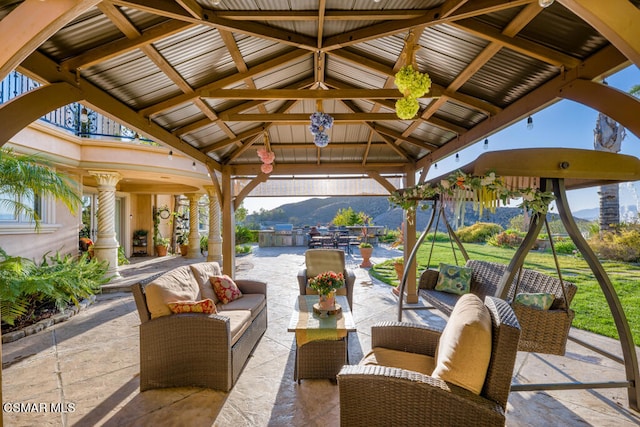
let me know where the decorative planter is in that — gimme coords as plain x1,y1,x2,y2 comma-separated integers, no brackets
319,291,336,310
359,247,373,268
180,245,189,256
394,261,405,280
155,245,168,257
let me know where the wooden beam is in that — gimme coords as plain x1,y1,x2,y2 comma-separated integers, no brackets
219,113,404,122
560,0,640,68
20,51,219,170
323,0,532,50
202,89,406,100
559,79,640,139
417,45,629,169
230,162,407,175
139,49,311,116
60,20,195,70
213,10,428,21
0,0,99,80
450,19,581,68
0,83,82,146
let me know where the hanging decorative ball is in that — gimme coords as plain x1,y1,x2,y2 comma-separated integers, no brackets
260,163,273,174
395,97,420,120
313,132,330,148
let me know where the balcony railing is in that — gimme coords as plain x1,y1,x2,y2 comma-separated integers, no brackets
1,71,154,144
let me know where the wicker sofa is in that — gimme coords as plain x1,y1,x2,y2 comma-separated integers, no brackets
132,261,267,391
420,259,577,354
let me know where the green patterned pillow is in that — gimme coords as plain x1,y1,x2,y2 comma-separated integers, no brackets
514,292,554,310
435,263,472,295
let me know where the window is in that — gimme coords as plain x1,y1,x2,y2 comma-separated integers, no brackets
0,191,56,233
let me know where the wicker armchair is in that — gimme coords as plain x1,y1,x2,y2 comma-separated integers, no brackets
337,296,521,427
297,249,355,308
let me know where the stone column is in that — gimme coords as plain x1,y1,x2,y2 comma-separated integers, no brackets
89,171,122,277
185,193,203,259
204,185,222,263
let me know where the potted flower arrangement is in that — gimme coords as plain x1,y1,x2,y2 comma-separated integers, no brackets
308,271,344,310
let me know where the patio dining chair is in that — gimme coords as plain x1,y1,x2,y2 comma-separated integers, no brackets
297,249,355,308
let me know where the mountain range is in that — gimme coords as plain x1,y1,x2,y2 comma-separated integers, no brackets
245,196,625,231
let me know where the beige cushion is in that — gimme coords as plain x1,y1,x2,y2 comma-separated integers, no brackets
217,294,266,319
216,310,252,346
305,249,345,278
361,347,436,376
189,262,223,304
431,293,492,395
144,266,200,319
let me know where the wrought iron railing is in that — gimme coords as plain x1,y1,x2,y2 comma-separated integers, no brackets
0,71,154,144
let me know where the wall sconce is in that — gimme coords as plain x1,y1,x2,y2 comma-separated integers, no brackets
168,150,173,160
80,107,88,124
527,116,533,130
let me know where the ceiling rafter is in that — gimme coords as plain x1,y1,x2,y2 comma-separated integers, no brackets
322,0,533,51
139,49,311,117
19,50,218,169
98,3,239,140
399,2,543,142
328,49,500,116
60,20,195,71
418,44,629,169
213,10,431,21
111,0,319,51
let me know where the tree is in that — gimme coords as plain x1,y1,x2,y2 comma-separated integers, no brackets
0,149,81,230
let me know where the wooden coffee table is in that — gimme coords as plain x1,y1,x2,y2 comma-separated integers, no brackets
288,295,356,382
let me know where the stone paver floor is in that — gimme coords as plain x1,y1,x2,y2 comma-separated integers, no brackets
2,245,640,426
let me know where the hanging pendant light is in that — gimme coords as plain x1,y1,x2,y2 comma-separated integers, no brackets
538,0,554,7
527,116,534,130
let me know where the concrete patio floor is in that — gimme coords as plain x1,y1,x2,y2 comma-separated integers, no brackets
3,245,640,426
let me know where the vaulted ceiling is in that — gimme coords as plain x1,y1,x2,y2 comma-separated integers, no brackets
2,0,640,184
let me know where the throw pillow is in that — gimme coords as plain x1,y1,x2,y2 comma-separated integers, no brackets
435,263,472,295
168,299,216,314
514,292,554,310
432,293,492,395
211,275,243,304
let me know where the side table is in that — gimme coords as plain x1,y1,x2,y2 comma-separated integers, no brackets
288,295,356,382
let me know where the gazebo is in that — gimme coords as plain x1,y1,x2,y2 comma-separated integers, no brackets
1,0,640,414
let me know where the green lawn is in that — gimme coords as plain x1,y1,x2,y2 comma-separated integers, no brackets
371,241,640,346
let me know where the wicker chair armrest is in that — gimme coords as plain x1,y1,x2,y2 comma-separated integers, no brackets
297,268,308,294
371,321,441,356
338,365,505,426
235,279,267,296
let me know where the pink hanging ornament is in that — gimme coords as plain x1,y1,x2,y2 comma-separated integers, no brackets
261,163,273,174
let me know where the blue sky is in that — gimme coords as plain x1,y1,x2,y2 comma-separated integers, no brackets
243,65,640,214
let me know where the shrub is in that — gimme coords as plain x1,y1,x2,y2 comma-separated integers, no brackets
553,239,577,255
0,250,110,326
487,229,524,248
235,244,252,255
456,222,503,243
588,224,640,262
235,225,255,244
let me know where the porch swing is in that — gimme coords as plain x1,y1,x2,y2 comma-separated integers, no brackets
399,194,576,356
394,148,640,410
